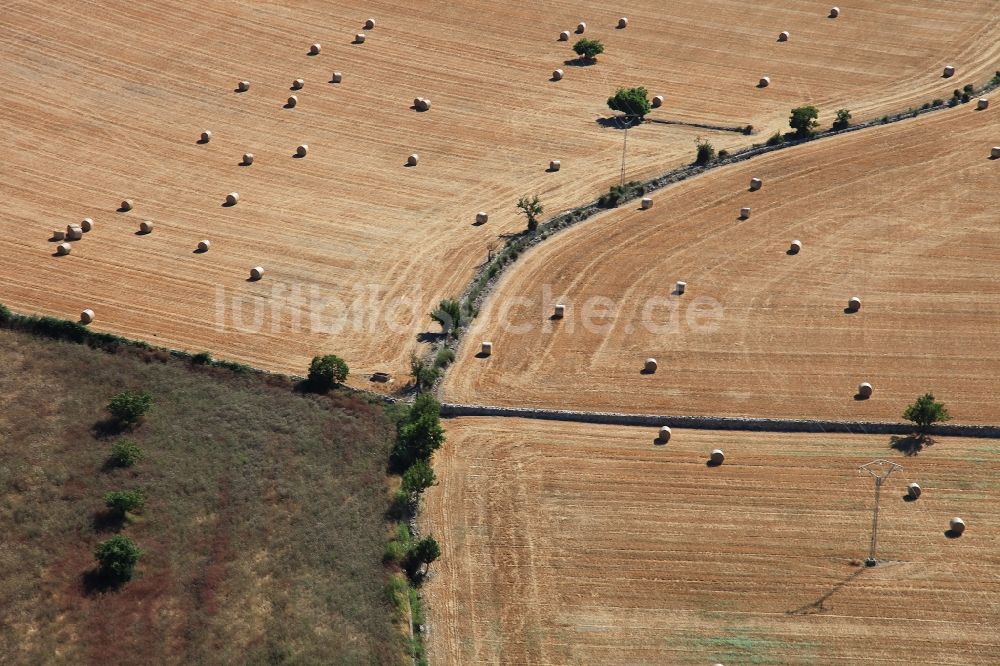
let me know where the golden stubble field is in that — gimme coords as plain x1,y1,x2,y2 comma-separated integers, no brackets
422,417,1000,665
1,1,997,382
444,102,1000,422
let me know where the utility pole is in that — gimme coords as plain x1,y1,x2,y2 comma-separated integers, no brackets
858,460,902,567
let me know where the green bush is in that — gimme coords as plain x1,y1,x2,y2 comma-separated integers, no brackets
410,355,441,391
430,299,463,339
95,534,142,582
191,351,212,365
717,149,729,159
110,439,143,467
766,131,785,146
606,86,651,118
105,489,145,516
405,536,441,576
392,394,444,470
789,106,819,138
572,38,604,60
108,390,153,425
307,354,349,392
434,347,455,368
832,109,852,131
963,83,974,94
0,303,11,324
932,98,944,107
516,195,544,233
694,138,715,165
598,181,642,208
401,460,437,495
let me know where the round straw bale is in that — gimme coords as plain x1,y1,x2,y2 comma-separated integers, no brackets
829,6,840,18
200,130,212,143
237,80,250,92
296,144,308,157
553,304,565,319
80,309,94,324
758,76,770,88
481,341,493,356
242,153,254,165
309,43,321,55
291,78,304,90
355,33,366,43
56,242,71,255
848,296,861,312
549,159,561,171
407,153,419,166
652,95,663,108
750,177,762,191
250,266,264,281
559,30,570,41
120,199,133,211
139,221,154,234
676,281,686,295
66,225,83,241
740,207,751,219
789,239,802,254
475,212,488,224
364,18,375,30
226,192,240,205
977,98,989,110
641,197,653,209
81,218,93,232
286,95,298,108
657,426,671,443
710,449,725,464
576,21,586,34
552,69,564,81
778,31,789,41
331,71,343,83
617,17,628,29
197,240,211,252
907,483,921,499
415,97,431,111
858,382,873,398
992,146,1000,158
51,230,65,241
943,65,955,78
644,358,657,373
949,517,965,534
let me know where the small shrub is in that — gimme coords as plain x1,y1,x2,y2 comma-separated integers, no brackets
963,83,974,94
433,347,455,368
932,98,944,107
947,97,958,107
832,108,852,131
742,125,754,135
694,138,715,165
401,460,436,495
766,131,785,146
572,38,604,60
307,354,349,392
108,390,153,425
961,93,970,103
0,303,11,324
191,351,212,365
410,354,440,392
110,439,143,467
105,489,145,516
384,539,409,564
95,534,142,582
717,149,729,159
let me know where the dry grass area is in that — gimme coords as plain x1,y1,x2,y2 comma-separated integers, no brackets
1,1,997,384
0,328,402,664
444,101,1000,422
422,417,1000,665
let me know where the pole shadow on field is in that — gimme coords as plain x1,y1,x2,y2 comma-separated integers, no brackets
786,568,866,615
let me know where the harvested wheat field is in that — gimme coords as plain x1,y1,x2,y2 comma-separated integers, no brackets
422,417,1000,665
444,101,1000,422
1,2,997,383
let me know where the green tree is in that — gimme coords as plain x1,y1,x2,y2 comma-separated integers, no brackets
410,353,440,392
109,439,143,467
832,109,852,131
307,354,349,392
392,394,445,469
105,489,146,516
108,390,153,425
789,105,820,138
430,299,463,339
95,535,143,582
516,195,544,233
606,86,651,118
409,536,441,574
401,460,437,495
694,138,715,165
572,38,604,60
903,393,951,431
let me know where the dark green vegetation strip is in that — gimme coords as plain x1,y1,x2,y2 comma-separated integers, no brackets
0,326,406,664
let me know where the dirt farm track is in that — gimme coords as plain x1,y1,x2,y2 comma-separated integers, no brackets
422,417,1000,665
1,1,999,382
